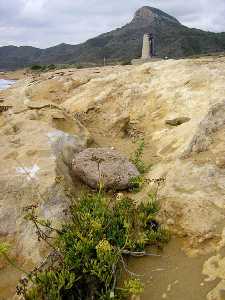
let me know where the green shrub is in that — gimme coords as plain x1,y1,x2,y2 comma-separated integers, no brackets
30,64,57,72
47,64,56,70
129,176,145,193
124,278,144,295
30,65,46,71
75,64,85,69
3,189,169,300
130,140,150,174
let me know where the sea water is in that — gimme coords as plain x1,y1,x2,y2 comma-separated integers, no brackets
0,79,16,90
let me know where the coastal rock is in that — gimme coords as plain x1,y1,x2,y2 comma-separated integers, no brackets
72,148,140,190
61,57,225,251
183,100,225,156
0,119,89,249
0,78,91,298
2,56,225,298
203,255,225,300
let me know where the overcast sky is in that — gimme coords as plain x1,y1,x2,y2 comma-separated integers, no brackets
0,0,225,48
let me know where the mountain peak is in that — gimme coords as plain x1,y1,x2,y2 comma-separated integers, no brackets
133,6,180,25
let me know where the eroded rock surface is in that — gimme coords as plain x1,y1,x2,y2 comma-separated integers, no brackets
2,59,225,251
2,57,225,298
59,58,225,254
183,100,225,156
203,255,225,300
0,75,91,299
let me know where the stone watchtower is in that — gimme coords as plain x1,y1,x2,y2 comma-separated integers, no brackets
132,33,159,64
142,33,151,59
141,33,155,59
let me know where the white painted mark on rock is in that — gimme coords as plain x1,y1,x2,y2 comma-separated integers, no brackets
47,130,68,143
16,164,40,181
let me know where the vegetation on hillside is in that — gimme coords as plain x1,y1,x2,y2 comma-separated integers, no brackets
1,6,225,70
30,64,57,72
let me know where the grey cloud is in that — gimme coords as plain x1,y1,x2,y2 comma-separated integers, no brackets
0,0,225,48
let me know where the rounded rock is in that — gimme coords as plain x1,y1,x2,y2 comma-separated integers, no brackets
72,147,140,190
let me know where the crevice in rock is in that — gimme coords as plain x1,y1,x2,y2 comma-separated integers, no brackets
165,117,190,127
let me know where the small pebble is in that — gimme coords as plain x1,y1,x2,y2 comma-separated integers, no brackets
167,218,175,225
162,293,167,299
167,284,172,292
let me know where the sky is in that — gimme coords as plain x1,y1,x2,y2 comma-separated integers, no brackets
0,0,225,48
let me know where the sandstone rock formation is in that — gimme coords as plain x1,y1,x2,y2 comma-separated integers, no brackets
0,75,91,299
1,55,225,298
203,254,225,299
60,57,225,253
72,148,140,190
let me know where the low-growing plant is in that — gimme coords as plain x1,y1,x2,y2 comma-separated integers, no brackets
123,278,144,296
47,64,56,70
75,64,85,69
130,139,150,174
30,65,46,71
129,175,145,193
0,186,169,300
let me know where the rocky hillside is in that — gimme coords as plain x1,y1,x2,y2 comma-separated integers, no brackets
1,55,225,298
1,6,225,70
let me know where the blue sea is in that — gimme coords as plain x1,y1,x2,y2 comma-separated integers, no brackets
0,79,16,90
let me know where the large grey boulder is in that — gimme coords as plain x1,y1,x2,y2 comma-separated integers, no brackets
72,148,140,190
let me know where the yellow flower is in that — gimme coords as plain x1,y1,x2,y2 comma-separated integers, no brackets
124,278,144,295
0,243,10,255
96,239,112,254
91,219,102,231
